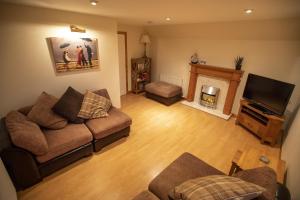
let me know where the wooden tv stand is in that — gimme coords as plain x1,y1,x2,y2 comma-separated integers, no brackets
236,100,284,146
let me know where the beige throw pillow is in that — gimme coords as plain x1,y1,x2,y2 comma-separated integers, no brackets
27,92,67,129
5,111,49,156
173,175,265,200
78,91,112,119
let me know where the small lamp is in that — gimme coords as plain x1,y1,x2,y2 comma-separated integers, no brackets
140,34,151,57
70,25,86,33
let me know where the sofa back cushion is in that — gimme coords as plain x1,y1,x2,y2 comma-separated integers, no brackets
78,91,112,119
18,105,33,115
52,87,84,124
173,175,265,200
93,89,111,100
27,92,67,129
5,111,48,155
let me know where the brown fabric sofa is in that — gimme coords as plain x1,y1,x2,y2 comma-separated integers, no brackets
0,89,132,190
133,153,278,200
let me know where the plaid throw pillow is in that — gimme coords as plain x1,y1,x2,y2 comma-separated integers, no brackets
78,91,112,119
174,175,265,200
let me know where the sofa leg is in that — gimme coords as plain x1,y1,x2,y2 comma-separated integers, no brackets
93,144,102,152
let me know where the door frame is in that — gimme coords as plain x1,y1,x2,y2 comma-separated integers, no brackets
117,31,128,93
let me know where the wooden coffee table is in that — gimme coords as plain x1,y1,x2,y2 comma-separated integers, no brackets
229,148,286,184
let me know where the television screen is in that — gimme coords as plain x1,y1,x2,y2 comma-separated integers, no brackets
243,74,295,116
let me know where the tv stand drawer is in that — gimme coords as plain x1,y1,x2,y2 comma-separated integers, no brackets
239,114,262,135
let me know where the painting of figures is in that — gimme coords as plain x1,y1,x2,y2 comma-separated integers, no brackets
49,37,99,72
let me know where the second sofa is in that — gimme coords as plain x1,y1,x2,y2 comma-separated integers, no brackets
0,88,132,190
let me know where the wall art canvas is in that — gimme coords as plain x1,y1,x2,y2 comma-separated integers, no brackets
49,37,99,73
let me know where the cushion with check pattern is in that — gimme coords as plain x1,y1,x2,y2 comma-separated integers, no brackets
173,175,265,200
78,91,112,119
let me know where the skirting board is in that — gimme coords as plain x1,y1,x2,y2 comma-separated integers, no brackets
181,100,232,120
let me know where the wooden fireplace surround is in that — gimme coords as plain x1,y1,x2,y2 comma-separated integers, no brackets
187,63,244,115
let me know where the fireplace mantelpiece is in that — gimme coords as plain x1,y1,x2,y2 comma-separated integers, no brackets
186,63,244,115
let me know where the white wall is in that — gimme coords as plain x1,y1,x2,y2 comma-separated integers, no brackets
0,3,121,117
0,159,17,200
117,24,145,91
282,107,300,200
145,18,300,114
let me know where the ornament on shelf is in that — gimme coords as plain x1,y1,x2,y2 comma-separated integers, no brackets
191,53,207,65
199,60,207,65
191,53,199,64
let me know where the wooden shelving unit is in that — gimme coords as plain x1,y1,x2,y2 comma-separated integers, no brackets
131,57,151,94
236,99,284,146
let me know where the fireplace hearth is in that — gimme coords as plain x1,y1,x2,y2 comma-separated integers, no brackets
200,85,220,109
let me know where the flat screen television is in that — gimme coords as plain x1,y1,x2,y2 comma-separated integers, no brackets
243,73,295,116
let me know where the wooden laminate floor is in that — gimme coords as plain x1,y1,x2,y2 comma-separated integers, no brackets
18,94,281,200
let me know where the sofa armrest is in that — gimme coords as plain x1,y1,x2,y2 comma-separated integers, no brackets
1,147,41,190
232,167,277,200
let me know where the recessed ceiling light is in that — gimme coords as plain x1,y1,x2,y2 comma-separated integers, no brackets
165,17,171,21
90,0,98,6
244,9,253,14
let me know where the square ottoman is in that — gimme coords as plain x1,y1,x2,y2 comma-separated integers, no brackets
145,81,182,106
149,152,224,200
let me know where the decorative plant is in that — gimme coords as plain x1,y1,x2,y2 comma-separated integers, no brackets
234,56,244,70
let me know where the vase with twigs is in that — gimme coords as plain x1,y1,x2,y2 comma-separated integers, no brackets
235,56,244,70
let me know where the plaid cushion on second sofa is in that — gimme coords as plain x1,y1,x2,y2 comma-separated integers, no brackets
173,175,265,200
78,90,112,119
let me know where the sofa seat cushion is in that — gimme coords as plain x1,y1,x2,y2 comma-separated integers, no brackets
85,107,132,140
233,167,277,200
149,152,224,200
132,191,160,200
36,124,93,163
145,82,182,98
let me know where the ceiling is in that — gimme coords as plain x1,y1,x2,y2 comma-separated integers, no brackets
4,0,300,25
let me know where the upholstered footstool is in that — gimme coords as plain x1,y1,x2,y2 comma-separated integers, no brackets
149,153,224,200
145,81,182,106
132,191,159,200
132,152,279,200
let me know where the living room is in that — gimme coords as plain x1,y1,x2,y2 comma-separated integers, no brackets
0,1,299,200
